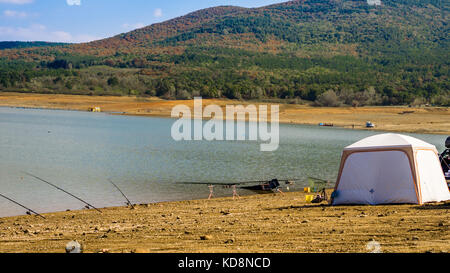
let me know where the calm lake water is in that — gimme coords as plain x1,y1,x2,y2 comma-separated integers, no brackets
0,107,446,217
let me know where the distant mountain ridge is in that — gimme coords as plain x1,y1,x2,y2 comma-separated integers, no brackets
0,41,69,50
0,0,448,106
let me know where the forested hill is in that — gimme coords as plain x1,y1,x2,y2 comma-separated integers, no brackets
0,0,448,106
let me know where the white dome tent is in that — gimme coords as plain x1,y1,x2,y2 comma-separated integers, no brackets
332,133,450,205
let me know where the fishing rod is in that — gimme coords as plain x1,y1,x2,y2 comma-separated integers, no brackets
308,177,330,183
108,179,134,208
23,172,102,214
175,178,303,185
0,193,45,219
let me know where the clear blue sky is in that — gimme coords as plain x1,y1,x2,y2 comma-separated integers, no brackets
0,0,287,43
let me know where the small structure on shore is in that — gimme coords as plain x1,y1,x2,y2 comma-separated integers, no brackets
332,133,450,205
89,107,101,112
319,123,334,127
366,121,375,128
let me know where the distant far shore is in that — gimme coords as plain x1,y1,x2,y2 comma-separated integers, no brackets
0,92,449,135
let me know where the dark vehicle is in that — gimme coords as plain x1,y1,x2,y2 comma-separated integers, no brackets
440,137,450,185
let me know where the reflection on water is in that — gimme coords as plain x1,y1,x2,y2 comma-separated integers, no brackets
0,107,446,217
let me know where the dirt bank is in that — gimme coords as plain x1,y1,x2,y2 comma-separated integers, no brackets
1,92,449,135
0,191,448,253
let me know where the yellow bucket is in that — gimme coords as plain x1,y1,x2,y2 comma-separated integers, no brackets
304,187,311,193
306,195,314,203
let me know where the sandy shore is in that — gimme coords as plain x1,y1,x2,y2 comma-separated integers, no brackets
1,92,449,135
0,191,448,253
